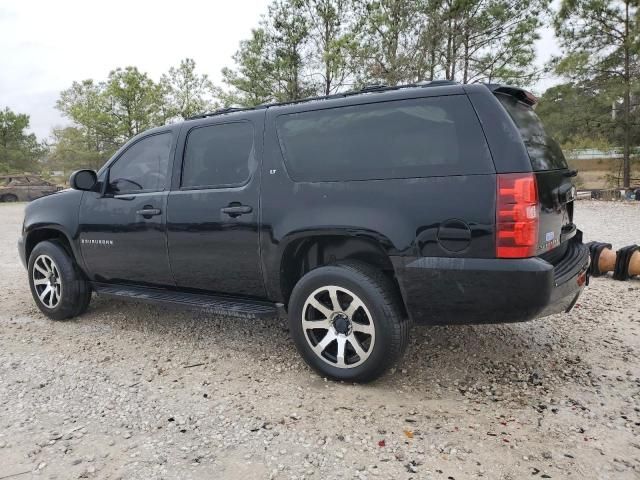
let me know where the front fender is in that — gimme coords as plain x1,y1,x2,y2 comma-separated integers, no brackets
22,190,86,271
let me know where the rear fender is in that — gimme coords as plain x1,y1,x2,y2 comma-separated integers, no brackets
272,228,399,303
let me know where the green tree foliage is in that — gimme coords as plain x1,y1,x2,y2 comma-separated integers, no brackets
54,69,160,172
553,0,640,187
47,127,106,173
52,60,217,173
0,107,44,174
351,0,427,85
56,79,120,158
159,58,220,120
269,0,318,100
223,0,549,101
222,0,321,105
221,28,279,106
535,81,618,145
103,67,162,140
444,0,549,85
302,0,357,94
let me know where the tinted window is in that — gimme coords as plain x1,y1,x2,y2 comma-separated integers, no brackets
27,176,47,185
109,133,172,193
496,94,568,171
181,122,254,188
276,95,493,182
10,177,29,186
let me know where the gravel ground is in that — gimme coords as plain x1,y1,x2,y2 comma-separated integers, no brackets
0,201,639,480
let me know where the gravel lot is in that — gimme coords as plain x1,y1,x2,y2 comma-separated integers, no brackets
1,201,639,480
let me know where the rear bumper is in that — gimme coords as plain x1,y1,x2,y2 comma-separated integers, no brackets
394,235,590,325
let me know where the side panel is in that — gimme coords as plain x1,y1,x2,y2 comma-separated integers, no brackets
79,190,173,285
166,112,266,298
260,106,497,304
394,255,553,324
21,190,87,271
77,128,178,287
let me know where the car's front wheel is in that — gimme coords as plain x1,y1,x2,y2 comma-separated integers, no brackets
28,240,91,320
1,194,18,202
288,261,410,382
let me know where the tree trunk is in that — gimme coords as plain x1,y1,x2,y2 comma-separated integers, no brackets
463,30,469,84
324,16,331,95
429,45,436,81
623,77,631,188
450,26,457,82
293,46,300,100
622,0,631,188
388,7,400,86
450,19,459,82
445,16,452,80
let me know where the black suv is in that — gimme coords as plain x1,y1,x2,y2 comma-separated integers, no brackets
19,82,589,382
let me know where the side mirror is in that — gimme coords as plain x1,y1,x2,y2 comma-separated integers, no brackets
70,170,98,191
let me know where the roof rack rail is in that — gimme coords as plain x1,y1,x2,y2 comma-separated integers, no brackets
187,106,250,120
359,84,389,92
186,80,460,120
426,80,458,87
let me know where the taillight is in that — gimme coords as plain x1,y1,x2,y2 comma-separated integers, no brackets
496,173,539,258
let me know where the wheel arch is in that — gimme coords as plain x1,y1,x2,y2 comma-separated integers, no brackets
25,227,78,267
278,231,407,315
0,192,20,202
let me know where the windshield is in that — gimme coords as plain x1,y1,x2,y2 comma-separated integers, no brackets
496,93,568,171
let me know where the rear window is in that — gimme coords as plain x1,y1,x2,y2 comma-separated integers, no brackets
496,94,568,171
276,95,494,182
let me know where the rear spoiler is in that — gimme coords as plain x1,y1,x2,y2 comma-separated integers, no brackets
486,84,538,107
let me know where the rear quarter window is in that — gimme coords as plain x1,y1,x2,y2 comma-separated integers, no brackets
276,95,494,182
496,94,568,171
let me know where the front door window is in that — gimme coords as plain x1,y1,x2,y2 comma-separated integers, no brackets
108,133,172,194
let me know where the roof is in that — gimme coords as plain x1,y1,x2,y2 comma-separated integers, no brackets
187,80,461,121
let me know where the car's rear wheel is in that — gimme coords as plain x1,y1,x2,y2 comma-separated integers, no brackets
28,241,91,320
1,194,18,202
288,261,410,382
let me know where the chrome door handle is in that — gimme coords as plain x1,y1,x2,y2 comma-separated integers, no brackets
221,205,252,217
136,208,161,217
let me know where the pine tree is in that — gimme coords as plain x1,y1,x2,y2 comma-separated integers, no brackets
554,0,640,187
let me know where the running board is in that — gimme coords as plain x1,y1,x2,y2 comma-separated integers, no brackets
92,283,278,319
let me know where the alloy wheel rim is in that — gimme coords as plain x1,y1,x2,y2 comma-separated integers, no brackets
32,254,62,309
302,285,375,369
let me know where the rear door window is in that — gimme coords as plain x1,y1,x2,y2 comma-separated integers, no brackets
496,94,568,171
276,95,494,182
181,122,254,189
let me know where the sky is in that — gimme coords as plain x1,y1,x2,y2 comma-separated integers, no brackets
0,0,562,141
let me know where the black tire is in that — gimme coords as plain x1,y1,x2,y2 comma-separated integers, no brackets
28,240,91,320
1,194,18,202
288,261,410,382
